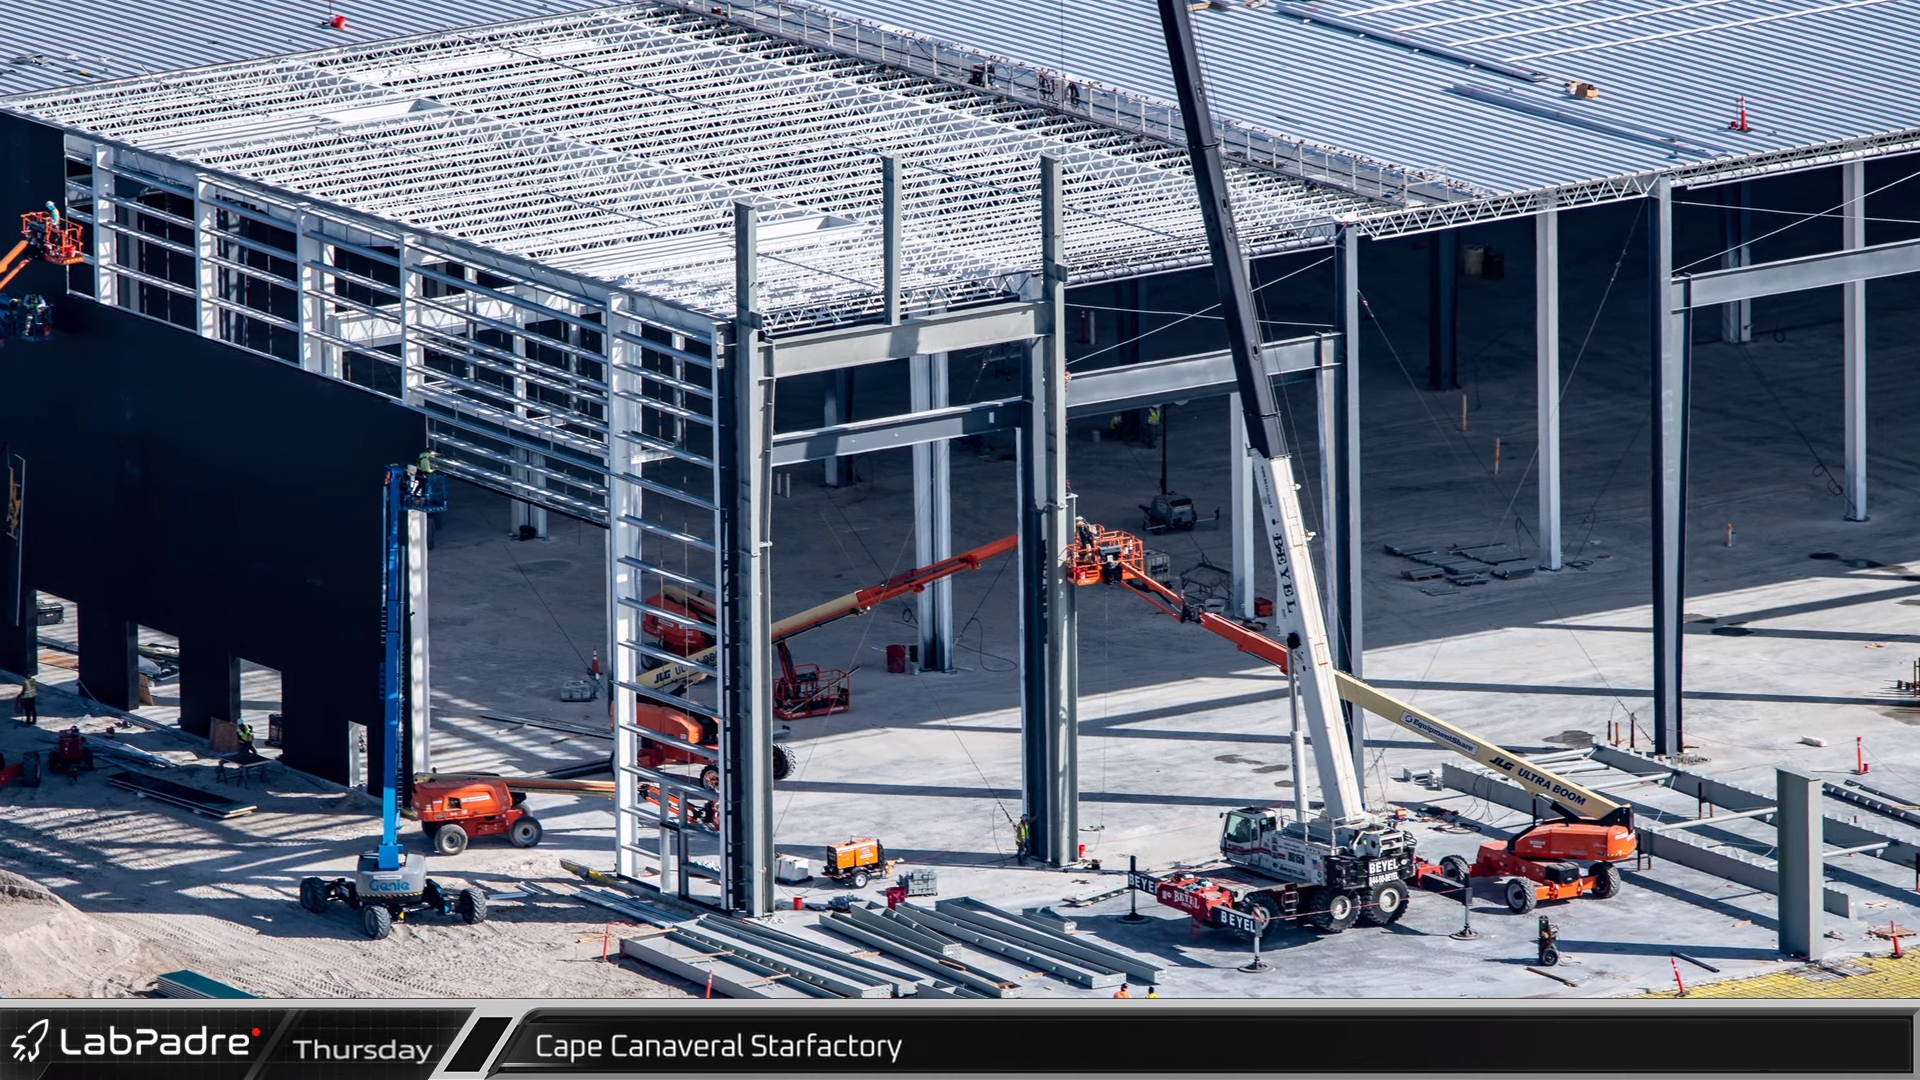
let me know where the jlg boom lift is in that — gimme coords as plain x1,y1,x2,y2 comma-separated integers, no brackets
0,207,84,344
300,466,493,939
603,535,1018,795
1111,0,1636,935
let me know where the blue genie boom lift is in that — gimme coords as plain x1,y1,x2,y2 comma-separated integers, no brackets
299,464,491,939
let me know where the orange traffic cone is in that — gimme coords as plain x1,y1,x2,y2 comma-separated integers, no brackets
1894,922,1904,959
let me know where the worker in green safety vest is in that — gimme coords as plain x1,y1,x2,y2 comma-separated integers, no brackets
18,675,36,726
1014,814,1032,865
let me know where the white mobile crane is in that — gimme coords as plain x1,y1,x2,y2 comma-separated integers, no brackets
1116,0,1636,934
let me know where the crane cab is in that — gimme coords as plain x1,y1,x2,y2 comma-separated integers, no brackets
1221,807,1279,847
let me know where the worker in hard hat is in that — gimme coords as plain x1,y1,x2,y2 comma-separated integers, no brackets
43,202,59,228
1014,813,1032,865
411,450,438,497
17,675,37,726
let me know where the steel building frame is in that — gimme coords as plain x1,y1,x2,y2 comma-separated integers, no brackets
8,0,1919,914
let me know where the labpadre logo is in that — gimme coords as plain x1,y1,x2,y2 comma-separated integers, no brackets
8,1017,259,1062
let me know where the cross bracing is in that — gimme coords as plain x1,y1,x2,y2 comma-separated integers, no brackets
5,4,1380,332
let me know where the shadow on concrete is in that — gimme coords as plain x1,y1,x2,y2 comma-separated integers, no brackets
1620,871,1779,930
1556,939,1783,962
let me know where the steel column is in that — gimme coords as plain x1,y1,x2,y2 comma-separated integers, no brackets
1649,178,1688,757
1332,226,1362,685
193,179,218,341
1536,205,1563,571
1428,229,1458,391
883,155,902,326
1842,162,1868,522
1775,768,1823,959
910,352,955,671
606,301,645,882
90,145,118,308
721,203,777,915
824,370,854,488
407,507,431,777
1229,392,1256,620
1019,156,1078,867
1719,183,1752,343
511,449,551,539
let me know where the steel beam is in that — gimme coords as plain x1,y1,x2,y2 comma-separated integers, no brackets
1649,178,1687,757
769,301,1045,376
1536,205,1562,571
1842,162,1868,522
882,154,902,327
1428,229,1458,391
1063,337,1333,413
911,351,955,672
721,203,776,915
771,338,1334,466
772,398,1018,467
1718,183,1751,343
1229,392,1256,620
1675,235,1920,309
510,449,550,539
1020,156,1077,868
1776,768,1823,959
407,507,431,777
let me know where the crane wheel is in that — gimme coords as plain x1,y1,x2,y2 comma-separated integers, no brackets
1504,877,1538,914
772,745,797,781
509,817,543,848
362,905,393,940
1360,880,1408,926
1539,944,1561,967
434,823,470,856
1305,887,1358,933
299,877,328,914
458,887,489,925
1439,855,1472,890
1589,860,1623,900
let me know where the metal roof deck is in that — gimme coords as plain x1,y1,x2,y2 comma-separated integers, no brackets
731,0,1920,230
3,5,1382,328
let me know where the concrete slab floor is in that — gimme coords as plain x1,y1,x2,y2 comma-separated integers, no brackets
7,172,1920,999
410,187,1920,999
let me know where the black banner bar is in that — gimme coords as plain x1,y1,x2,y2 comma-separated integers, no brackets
494,1009,1913,1074
0,1008,470,1080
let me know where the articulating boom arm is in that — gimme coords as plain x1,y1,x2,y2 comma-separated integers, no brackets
633,534,1019,697
1067,523,1628,824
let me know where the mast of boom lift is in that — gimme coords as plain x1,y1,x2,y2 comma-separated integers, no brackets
1155,0,1366,826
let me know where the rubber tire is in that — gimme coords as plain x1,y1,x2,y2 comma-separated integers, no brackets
851,870,871,889
1540,944,1561,967
299,877,328,914
434,823,470,856
363,904,393,940
1589,860,1623,900
1439,854,1472,887
699,765,720,792
458,887,489,925
1505,877,1539,914
1361,880,1409,926
772,745,796,781
1306,887,1358,933
509,817,543,848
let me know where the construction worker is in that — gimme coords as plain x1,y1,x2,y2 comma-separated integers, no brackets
1076,516,1096,550
412,450,438,497
236,720,256,755
1014,814,1032,865
43,201,59,228
1146,986,1160,999
1113,982,1132,998
17,676,37,725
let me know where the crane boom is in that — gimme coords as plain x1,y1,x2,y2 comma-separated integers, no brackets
1155,0,1364,826
1070,524,1627,823
634,533,1018,695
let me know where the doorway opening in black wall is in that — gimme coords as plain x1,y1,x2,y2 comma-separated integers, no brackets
32,591,78,698
237,658,283,757
134,624,180,715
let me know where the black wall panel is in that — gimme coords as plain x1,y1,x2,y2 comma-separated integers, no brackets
0,113,425,784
